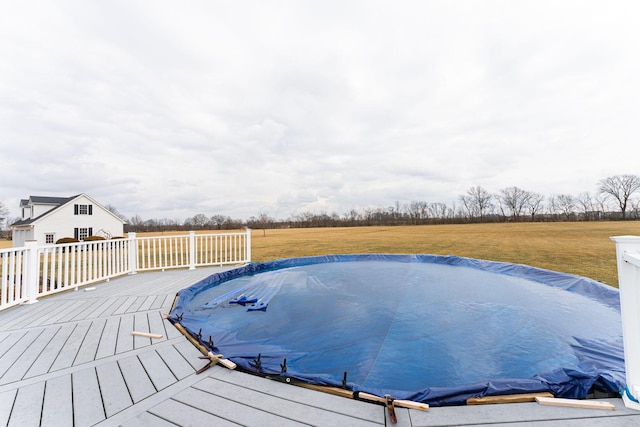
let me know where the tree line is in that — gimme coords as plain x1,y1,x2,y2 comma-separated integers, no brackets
111,174,640,232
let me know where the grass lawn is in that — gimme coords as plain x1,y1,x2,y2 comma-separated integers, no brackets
249,222,640,287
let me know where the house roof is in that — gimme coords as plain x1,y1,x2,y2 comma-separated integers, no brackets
11,194,126,227
20,195,77,207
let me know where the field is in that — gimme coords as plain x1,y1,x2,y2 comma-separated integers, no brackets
248,222,640,287
2,221,639,287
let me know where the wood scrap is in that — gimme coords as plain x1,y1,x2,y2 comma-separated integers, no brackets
131,331,163,339
298,384,429,412
535,396,616,410
467,392,554,405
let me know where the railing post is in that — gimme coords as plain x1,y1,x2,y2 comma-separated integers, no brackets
127,232,138,275
245,228,252,263
611,235,640,410
188,231,196,270
23,240,40,304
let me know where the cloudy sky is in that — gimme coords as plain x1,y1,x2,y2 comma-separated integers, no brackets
1,1,638,222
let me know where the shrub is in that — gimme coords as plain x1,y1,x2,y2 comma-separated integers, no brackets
55,237,79,244
84,235,106,241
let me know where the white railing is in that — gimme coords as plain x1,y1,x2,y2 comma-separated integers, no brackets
0,229,251,311
611,235,640,411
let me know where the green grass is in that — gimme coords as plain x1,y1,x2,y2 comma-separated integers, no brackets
249,222,640,287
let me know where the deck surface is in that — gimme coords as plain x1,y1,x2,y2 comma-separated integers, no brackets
1,267,639,426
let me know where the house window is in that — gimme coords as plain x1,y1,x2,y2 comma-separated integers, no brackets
74,204,93,215
74,227,93,240
45,234,55,244
78,228,89,240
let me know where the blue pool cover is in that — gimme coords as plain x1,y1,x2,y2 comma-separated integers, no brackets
169,254,625,406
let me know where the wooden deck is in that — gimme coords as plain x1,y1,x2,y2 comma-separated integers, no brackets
1,267,639,426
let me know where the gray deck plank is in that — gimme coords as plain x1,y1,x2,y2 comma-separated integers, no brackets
0,303,53,330
34,300,86,326
156,344,197,380
147,311,168,342
125,296,146,313
193,376,382,426
138,295,156,312
24,324,76,378
209,368,383,423
68,298,105,321
120,411,180,427
96,361,134,417
150,294,169,310
111,296,138,315
0,389,17,426
0,331,24,358
85,297,122,319
72,367,106,426
164,318,183,340
115,314,134,354
95,296,128,317
7,381,44,427
147,397,240,426
0,328,47,383
173,386,310,426
41,374,73,427
173,338,206,371
49,321,90,371
119,356,157,403
95,316,120,359
138,350,177,391
73,318,106,365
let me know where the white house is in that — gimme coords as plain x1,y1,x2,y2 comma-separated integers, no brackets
10,194,126,247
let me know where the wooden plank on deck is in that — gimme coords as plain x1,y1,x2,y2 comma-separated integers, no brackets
156,344,197,380
49,322,90,371
24,324,77,378
147,396,245,427
95,316,120,359
41,374,73,427
118,356,157,403
72,367,106,426
193,376,382,426
0,389,17,426
115,314,134,354
8,381,44,427
73,318,106,365
138,350,177,391
96,362,134,417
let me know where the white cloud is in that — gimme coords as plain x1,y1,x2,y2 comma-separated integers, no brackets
1,0,639,221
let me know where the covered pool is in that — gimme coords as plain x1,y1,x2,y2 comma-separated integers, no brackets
168,254,624,406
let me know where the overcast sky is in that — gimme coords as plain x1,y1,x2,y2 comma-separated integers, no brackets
1,1,638,222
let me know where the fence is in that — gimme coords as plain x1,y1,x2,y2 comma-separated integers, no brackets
0,230,251,312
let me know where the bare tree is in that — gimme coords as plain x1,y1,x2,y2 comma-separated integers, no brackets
459,186,493,221
497,187,531,221
526,192,544,222
575,192,595,220
598,174,640,219
555,194,577,220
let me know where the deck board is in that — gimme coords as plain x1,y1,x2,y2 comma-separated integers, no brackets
96,361,133,417
139,349,177,391
8,382,44,427
1,265,638,427
41,374,73,427
72,367,106,426
119,355,157,402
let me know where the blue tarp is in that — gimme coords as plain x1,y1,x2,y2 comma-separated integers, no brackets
169,254,625,406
